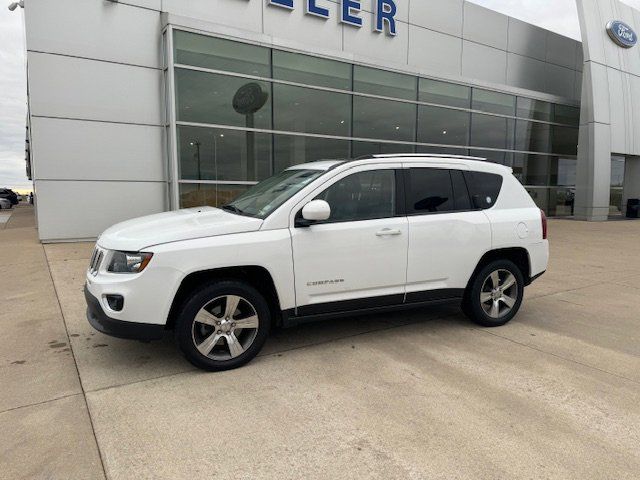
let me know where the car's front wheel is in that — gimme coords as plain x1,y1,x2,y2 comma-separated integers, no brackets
463,259,524,327
175,280,271,371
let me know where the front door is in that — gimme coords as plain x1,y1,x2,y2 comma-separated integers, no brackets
290,165,408,315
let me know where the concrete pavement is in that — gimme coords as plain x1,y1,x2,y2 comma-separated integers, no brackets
1,206,639,479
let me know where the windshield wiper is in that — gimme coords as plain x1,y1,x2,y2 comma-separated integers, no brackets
222,204,243,214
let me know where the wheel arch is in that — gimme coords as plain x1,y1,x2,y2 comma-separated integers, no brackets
466,247,532,296
166,266,282,330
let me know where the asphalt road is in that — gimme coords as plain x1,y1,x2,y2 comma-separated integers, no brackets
1,206,639,479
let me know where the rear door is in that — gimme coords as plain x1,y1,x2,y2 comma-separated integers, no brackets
290,165,409,314
404,166,492,302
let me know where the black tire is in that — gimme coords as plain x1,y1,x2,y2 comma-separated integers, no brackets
463,259,525,327
175,280,271,371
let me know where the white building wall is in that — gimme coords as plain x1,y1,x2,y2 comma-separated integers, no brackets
25,0,583,241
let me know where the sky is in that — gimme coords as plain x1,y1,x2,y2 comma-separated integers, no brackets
0,0,639,193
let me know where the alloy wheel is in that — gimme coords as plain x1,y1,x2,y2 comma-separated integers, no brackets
191,295,260,361
480,269,519,319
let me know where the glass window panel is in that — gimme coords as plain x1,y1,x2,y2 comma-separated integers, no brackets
174,31,270,77
472,89,516,116
272,51,351,90
463,171,504,209
469,149,510,165
352,141,416,157
178,126,272,182
353,97,416,142
512,154,550,186
554,104,580,126
179,183,250,209
470,114,514,150
419,78,471,108
551,126,578,155
406,168,454,214
515,120,552,153
451,169,472,211
416,146,469,156
611,156,625,187
176,69,272,129
273,84,351,136
274,135,350,172
417,106,469,146
315,170,396,222
354,66,417,100
552,157,577,186
517,97,552,122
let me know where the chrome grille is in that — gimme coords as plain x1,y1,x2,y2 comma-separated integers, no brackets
88,248,105,275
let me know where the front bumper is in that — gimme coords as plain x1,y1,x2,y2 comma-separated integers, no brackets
85,286,165,341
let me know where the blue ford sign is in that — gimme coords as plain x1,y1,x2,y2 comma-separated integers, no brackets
268,0,398,36
606,20,637,48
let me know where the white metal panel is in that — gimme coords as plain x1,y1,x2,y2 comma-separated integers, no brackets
462,2,508,50
543,63,577,99
408,25,462,76
546,31,579,70
35,180,167,241
507,17,547,61
343,12,409,64
506,53,547,92
264,0,343,52
409,0,463,37
30,117,165,182
25,0,162,69
462,41,507,85
28,52,163,126
120,0,161,9
606,68,626,154
162,0,262,33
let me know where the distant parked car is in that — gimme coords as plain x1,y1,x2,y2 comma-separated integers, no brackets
0,198,12,210
0,189,18,205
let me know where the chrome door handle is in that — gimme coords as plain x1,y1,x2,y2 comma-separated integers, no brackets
376,228,402,237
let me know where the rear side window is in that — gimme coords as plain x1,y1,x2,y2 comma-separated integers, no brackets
406,169,454,214
463,171,503,209
451,170,472,211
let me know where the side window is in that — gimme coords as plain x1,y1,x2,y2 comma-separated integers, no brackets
463,171,504,209
451,170,472,211
315,170,396,223
406,168,454,214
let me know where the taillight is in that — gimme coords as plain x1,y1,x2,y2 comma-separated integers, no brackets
540,209,548,240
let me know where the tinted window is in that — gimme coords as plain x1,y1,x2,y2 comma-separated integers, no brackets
472,89,516,116
406,169,454,214
463,171,504,209
316,170,396,223
272,51,351,90
451,170,472,211
353,97,416,142
419,78,471,108
354,66,417,100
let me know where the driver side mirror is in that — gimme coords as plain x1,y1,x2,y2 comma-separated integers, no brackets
296,200,331,227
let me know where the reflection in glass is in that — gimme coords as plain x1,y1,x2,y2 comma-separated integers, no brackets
551,126,579,155
273,50,351,90
175,69,271,129
554,104,580,126
470,114,514,150
515,121,552,153
352,141,415,157
180,183,250,209
472,89,516,116
353,97,416,142
418,106,469,146
354,66,417,100
273,135,350,172
273,84,351,136
174,31,270,77
516,97,552,122
610,156,625,215
178,126,272,182
419,78,471,108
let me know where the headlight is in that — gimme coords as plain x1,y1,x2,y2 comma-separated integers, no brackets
107,251,153,274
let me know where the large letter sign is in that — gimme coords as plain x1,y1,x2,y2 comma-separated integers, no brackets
267,0,398,37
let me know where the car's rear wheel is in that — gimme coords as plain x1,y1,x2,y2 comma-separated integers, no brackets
175,280,271,371
463,260,524,327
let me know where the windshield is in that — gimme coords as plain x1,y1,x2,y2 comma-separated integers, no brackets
222,169,325,219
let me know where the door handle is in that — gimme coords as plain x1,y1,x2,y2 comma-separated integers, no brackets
376,228,402,237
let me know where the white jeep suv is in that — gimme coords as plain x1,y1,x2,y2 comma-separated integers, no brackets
85,155,548,371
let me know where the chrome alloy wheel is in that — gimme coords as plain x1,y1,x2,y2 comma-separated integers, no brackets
191,295,260,361
480,269,519,319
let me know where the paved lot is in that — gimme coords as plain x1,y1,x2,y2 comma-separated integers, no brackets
1,206,639,479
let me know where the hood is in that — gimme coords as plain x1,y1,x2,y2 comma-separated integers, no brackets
97,207,263,251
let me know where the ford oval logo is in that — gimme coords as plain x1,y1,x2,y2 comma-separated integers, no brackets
606,20,637,48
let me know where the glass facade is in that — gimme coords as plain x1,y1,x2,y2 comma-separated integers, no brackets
172,30,580,214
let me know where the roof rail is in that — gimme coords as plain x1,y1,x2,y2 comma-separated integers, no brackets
370,153,486,161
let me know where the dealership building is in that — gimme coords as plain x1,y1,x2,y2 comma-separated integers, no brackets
20,0,640,241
